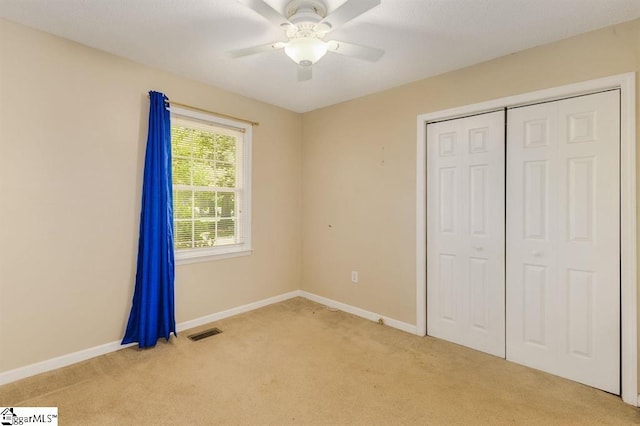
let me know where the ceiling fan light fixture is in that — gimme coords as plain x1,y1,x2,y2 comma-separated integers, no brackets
284,37,327,64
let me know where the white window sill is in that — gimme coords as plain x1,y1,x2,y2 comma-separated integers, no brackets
175,247,252,265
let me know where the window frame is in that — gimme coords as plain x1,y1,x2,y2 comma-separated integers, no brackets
170,106,252,264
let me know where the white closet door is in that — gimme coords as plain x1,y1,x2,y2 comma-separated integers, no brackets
427,111,505,357
506,90,620,394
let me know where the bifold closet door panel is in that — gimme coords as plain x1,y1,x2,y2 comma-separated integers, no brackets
427,110,505,357
506,90,620,394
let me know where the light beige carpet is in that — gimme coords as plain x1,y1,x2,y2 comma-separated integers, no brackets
0,297,638,425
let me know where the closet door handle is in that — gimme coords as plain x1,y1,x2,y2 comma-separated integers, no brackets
531,250,543,257
473,246,483,251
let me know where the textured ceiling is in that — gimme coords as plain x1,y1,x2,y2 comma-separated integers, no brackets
1,0,639,112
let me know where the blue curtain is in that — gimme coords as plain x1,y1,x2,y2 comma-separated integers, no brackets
122,91,176,348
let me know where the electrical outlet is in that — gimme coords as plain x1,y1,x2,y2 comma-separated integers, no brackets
351,271,358,283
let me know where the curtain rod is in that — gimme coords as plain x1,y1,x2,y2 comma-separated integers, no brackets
147,95,259,127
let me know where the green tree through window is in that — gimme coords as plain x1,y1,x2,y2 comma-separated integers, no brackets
171,117,244,251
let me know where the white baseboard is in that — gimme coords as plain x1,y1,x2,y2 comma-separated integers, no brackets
0,340,137,387
0,290,301,386
299,291,418,335
0,289,417,386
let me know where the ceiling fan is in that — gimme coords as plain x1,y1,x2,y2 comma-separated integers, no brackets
229,0,384,81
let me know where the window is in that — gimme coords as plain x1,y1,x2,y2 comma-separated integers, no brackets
170,106,252,263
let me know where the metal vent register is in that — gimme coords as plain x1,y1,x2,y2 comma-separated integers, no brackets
188,328,222,341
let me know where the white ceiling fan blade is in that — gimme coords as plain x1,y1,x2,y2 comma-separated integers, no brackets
326,40,384,62
227,42,287,58
297,64,312,81
237,0,293,29
315,0,380,33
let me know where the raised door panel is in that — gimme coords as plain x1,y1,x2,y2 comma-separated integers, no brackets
469,257,489,330
523,160,549,240
567,157,595,242
469,165,488,237
566,269,595,358
522,264,548,347
439,167,458,234
438,254,457,322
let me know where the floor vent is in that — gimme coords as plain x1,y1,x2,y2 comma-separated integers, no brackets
188,328,222,341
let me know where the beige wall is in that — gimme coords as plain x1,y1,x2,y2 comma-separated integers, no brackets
301,17,639,369
0,19,302,373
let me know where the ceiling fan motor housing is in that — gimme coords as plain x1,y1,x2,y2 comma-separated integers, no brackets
285,0,327,32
